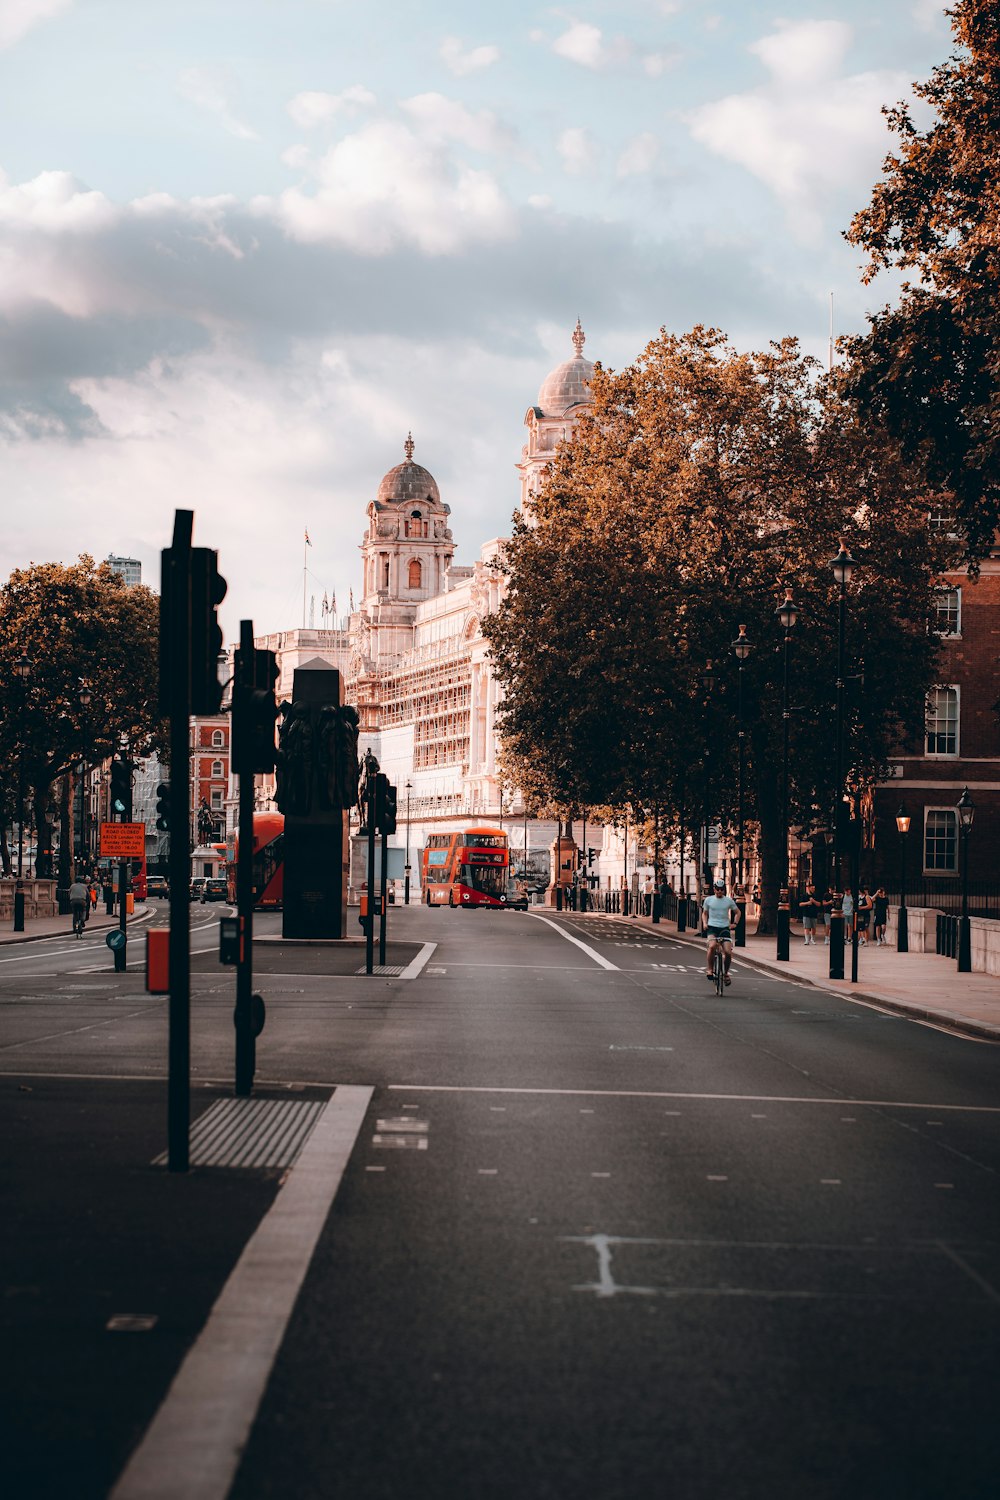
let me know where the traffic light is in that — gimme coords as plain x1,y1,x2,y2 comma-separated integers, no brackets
233,648,279,775
190,547,228,715
373,774,397,834
155,782,171,832
110,758,132,820
382,783,397,836
588,847,596,866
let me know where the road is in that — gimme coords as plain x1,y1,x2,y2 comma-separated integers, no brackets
4,902,1000,1498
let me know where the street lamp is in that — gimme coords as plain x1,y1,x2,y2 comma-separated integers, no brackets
731,625,753,947
11,652,32,932
700,660,715,891
775,592,797,961
78,681,92,875
957,786,975,972
829,539,857,981
895,804,910,953
404,779,412,905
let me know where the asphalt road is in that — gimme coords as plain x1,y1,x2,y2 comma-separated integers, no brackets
4,903,1000,1498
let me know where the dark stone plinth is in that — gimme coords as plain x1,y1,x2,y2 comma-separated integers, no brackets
281,663,349,940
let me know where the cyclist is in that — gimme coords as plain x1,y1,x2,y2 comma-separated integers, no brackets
702,877,739,986
69,877,89,938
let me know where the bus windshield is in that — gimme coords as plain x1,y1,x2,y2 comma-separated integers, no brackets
463,859,507,898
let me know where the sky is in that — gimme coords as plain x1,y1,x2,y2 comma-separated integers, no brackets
0,0,954,641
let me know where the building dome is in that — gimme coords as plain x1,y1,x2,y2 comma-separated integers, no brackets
376,433,441,507
537,320,595,416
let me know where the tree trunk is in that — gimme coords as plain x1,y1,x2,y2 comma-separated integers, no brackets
0,826,10,878
34,789,52,879
58,773,74,890
752,761,783,935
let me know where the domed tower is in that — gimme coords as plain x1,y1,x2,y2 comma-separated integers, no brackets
518,320,596,513
360,433,455,614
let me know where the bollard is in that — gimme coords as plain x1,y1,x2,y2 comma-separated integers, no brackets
776,890,790,961
652,893,660,924
677,895,687,933
555,885,563,912
13,888,25,932
828,907,845,980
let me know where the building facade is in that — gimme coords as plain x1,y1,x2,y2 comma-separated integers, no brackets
107,555,142,587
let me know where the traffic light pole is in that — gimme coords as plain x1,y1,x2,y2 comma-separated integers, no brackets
366,773,377,976
379,823,388,965
162,509,194,1173
234,621,256,1096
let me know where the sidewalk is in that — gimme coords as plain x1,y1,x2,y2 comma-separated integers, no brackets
0,904,152,946
618,909,1000,1042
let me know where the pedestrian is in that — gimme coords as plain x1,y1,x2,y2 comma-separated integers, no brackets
842,888,854,940
799,883,821,944
821,888,833,943
857,886,873,945
873,887,889,945
89,881,98,911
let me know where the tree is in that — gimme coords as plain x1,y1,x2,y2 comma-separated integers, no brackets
485,328,948,927
0,558,162,879
845,0,1000,565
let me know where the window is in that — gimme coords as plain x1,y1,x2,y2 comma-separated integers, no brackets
928,504,958,536
211,759,224,778
210,788,223,810
933,587,961,636
211,729,224,748
408,559,422,589
924,808,958,872
925,686,959,756
381,554,390,589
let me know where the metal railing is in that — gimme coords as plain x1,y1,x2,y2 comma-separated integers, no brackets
936,913,960,958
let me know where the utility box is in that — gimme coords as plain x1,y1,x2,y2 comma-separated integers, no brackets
146,929,169,993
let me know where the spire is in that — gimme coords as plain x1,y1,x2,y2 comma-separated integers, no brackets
404,431,415,461
572,319,585,357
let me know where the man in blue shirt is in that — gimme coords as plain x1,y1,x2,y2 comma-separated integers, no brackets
701,877,739,986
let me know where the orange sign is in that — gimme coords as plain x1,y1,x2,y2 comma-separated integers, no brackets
100,822,146,858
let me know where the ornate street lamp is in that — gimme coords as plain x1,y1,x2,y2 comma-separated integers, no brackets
829,539,857,982
775,592,797,961
895,804,910,953
404,779,412,905
957,786,975,972
700,660,715,891
78,680,92,874
731,625,753,946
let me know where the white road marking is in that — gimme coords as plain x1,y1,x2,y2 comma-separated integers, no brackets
478,1168,498,1175
820,1179,842,1185
365,1165,386,1173
109,1084,372,1500
707,1175,728,1182
935,1182,955,1189
400,942,436,980
591,1172,611,1178
388,1084,1000,1114
527,914,619,971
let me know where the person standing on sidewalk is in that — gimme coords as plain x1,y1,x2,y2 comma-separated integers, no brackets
799,884,822,944
873,887,889,945
857,887,873,945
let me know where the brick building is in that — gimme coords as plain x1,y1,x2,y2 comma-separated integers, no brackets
190,716,229,848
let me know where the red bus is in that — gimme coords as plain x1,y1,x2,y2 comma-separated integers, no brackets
421,826,510,907
225,811,284,909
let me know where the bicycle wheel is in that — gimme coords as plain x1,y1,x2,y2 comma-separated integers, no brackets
714,947,725,995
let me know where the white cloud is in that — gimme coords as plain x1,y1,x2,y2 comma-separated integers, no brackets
617,133,659,178
0,0,72,50
286,86,376,130
0,168,116,234
689,21,909,239
256,119,515,254
440,36,500,77
913,0,949,33
549,19,667,75
399,93,516,156
557,127,599,177
178,67,259,142
553,22,606,68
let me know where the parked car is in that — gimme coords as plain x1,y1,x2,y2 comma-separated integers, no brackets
504,881,529,911
146,875,169,898
189,877,207,902
201,877,229,902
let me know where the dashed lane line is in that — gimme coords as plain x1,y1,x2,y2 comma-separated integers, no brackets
387,1083,1000,1114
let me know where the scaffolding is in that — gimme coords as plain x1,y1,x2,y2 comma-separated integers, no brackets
353,634,473,769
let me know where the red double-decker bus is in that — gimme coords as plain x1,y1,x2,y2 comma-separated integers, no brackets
421,826,510,907
225,811,284,909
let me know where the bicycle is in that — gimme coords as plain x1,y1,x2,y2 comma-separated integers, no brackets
712,941,725,995
71,904,87,939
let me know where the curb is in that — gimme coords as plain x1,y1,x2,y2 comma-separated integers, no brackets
0,904,153,948
585,909,1000,1045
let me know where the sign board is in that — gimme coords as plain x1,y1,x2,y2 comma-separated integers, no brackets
100,822,146,858
350,837,405,885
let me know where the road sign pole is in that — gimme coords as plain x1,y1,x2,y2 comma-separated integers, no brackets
234,621,255,1097
115,851,127,972
379,825,388,966
366,772,376,976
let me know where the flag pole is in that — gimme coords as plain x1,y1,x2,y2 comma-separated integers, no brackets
303,533,307,628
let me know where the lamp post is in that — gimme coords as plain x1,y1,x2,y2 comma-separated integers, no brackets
731,625,752,946
78,681,91,876
895,804,910,953
13,652,31,931
957,786,975,972
523,800,529,881
404,779,412,905
775,592,797,962
700,660,715,892
829,540,857,982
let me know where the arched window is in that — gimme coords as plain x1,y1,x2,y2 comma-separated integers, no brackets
211,729,224,748
408,559,422,589
211,760,224,778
